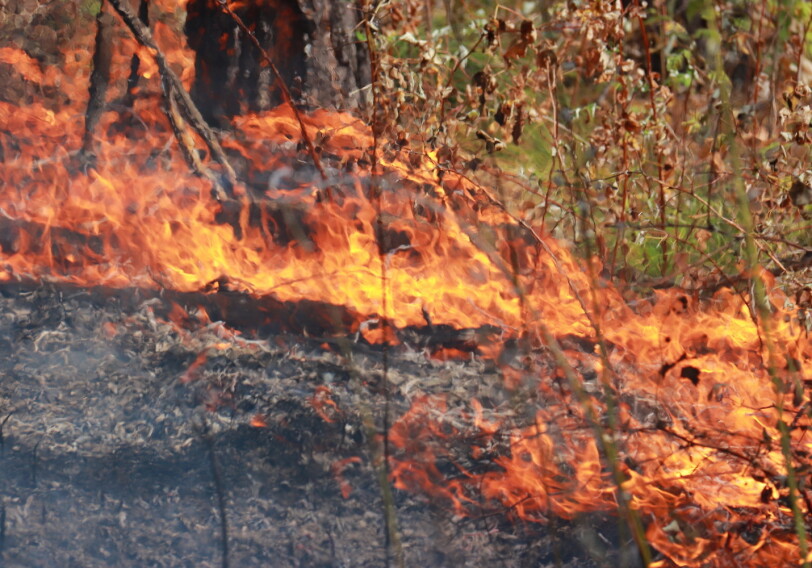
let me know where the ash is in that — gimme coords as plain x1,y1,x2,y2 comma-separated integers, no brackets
0,285,627,567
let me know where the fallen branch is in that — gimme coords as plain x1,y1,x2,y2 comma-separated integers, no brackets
106,0,237,197
163,78,228,198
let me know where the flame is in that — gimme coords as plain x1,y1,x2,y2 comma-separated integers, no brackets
2,8,811,567
309,385,339,423
332,456,362,499
250,414,268,428
389,284,812,566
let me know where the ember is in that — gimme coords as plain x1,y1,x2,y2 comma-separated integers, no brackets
1,2,811,567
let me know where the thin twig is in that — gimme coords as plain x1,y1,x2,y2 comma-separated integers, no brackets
438,33,486,128
0,410,14,455
197,415,230,568
162,77,226,196
361,4,404,566
0,501,5,554
634,0,668,273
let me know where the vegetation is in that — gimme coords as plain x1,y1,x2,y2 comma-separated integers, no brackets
6,0,810,291
367,0,812,294
363,3,812,563
3,1,812,566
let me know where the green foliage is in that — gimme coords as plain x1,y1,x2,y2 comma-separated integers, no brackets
82,0,103,17
368,0,812,292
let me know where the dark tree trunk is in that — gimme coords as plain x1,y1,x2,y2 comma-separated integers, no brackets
184,0,370,127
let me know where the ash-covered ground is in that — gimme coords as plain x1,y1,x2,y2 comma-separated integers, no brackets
0,284,634,567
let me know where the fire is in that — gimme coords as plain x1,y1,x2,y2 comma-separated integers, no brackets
390,284,812,566
2,6,811,567
309,385,340,423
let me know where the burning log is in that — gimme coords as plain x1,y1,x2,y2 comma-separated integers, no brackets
0,207,503,349
0,273,364,341
0,218,106,270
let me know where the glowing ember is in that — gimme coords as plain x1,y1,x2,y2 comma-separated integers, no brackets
1,7,811,567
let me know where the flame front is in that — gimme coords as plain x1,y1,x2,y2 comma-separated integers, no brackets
2,7,811,567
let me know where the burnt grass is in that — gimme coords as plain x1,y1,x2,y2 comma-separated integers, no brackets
0,284,640,567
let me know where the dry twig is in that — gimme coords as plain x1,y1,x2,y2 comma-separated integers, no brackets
106,0,237,198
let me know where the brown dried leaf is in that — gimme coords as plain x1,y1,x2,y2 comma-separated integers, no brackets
789,179,812,207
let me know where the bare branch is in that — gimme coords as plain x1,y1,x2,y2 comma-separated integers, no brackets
107,0,237,194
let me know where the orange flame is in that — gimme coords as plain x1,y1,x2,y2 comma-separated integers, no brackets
332,456,362,499
1,8,811,566
309,385,339,423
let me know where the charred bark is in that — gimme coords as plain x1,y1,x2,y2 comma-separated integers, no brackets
185,0,370,127
83,0,149,156
82,4,114,156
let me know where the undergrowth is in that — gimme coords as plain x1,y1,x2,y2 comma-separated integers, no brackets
367,0,812,295
5,0,812,565
363,2,812,564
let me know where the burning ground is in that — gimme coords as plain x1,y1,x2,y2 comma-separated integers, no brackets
1,2,812,567
0,285,618,567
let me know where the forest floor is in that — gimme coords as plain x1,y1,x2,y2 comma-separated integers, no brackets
0,284,635,568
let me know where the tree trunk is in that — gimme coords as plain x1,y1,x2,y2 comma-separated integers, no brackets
184,0,370,127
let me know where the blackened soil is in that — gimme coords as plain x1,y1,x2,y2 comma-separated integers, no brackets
0,284,632,567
